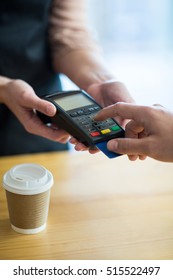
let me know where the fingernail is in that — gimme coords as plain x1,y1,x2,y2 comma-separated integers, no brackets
46,103,56,116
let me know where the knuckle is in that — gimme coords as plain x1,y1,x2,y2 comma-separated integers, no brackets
116,101,124,108
115,102,124,112
124,139,133,153
144,106,161,119
118,139,129,153
20,91,29,103
143,139,154,156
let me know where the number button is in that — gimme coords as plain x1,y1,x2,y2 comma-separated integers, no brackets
77,110,84,115
70,112,78,117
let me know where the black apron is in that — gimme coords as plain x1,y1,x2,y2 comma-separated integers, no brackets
0,0,68,155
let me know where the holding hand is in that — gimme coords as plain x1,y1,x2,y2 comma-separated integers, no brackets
95,102,173,162
87,80,134,126
70,80,134,153
2,79,69,143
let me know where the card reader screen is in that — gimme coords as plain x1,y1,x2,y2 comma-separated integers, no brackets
53,93,93,111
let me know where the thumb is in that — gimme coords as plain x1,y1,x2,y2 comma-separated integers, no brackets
28,95,56,117
107,138,148,156
35,99,56,117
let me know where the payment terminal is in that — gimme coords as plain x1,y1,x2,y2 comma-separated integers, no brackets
37,90,124,158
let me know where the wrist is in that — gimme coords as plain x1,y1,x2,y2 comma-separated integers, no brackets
78,60,116,91
86,77,119,93
62,49,116,91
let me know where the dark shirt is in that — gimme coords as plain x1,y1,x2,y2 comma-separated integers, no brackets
0,0,68,155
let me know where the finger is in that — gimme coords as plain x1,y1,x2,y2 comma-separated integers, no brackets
24,93,56,117
89,146,99,154
112,115,128,128
25,112,70,142
74,143,88,151
139,155,147,160
35,99,56,117
128,154,147,161
94,102,147,122
69,137,78,145
125,120,144,138
36,125,69,143
37,126,69,143
125,121,145,158
125,121,147,161
70,138,99,153
40,125,69,144
128,154,139,161
13,80,56,117
107,138,149,156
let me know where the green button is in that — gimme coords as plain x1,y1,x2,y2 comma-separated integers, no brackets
111,125,121,131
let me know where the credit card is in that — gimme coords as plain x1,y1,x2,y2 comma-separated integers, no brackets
96,140,122,159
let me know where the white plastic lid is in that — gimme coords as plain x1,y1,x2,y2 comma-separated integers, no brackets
3,163,53,195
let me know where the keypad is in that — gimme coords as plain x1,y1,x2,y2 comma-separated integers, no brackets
68,105,121,138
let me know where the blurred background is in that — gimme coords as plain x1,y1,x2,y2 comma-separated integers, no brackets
62,0,173,109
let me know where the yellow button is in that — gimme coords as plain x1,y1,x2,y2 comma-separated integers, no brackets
101,129,111,134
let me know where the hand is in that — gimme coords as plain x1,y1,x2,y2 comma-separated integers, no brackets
87,79,134,121
70,80,134,152
95,102,173,162
2,79,69,143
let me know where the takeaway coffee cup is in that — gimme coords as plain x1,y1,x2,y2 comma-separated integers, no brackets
3,163,53,234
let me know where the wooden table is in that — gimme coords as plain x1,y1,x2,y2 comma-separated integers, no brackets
1,151,173,260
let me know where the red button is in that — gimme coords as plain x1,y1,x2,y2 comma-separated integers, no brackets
90,131,100,137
